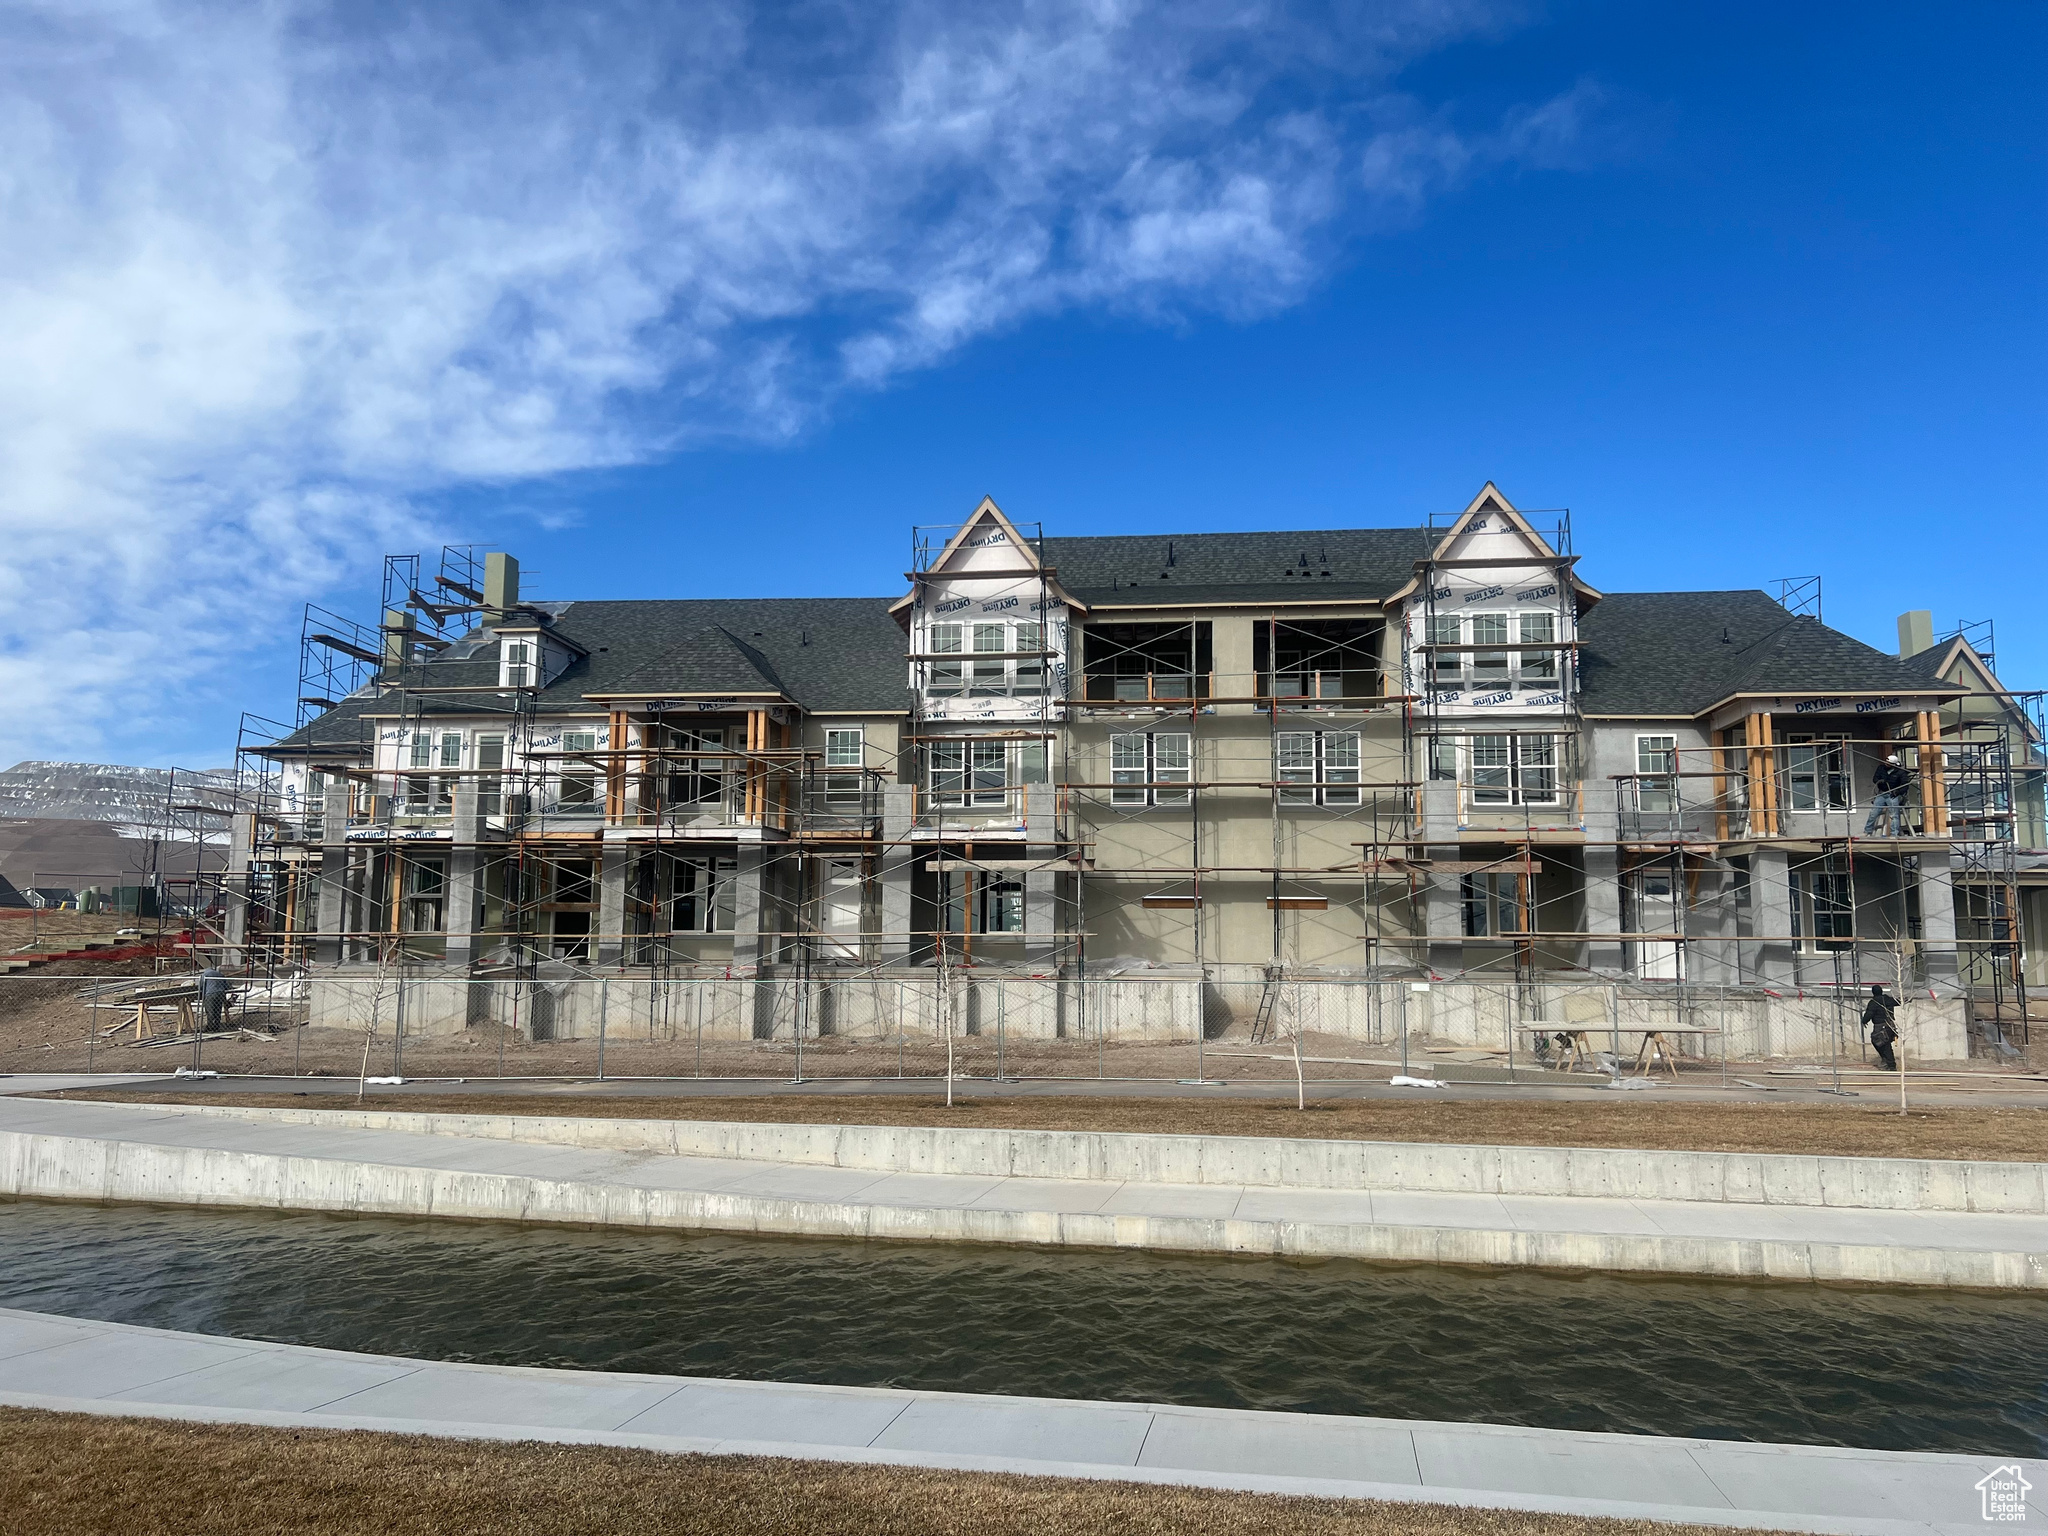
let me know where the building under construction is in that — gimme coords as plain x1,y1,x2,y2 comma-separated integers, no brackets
229,484,2045,1059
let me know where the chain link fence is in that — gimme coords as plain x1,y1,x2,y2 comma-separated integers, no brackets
2,966,1978,1086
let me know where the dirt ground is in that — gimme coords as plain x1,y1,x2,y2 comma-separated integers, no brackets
0,1408,1783,1536
13,1010,2039,1082
47,1086,2048,1162
0,909,161,952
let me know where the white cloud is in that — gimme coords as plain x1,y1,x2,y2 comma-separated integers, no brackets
0,0,1591,764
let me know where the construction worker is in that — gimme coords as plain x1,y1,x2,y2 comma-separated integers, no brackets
1863,753,1913,836
197,966,230,1033
1862,984,1900,1070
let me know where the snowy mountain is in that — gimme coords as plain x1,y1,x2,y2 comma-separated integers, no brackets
0,761,238,829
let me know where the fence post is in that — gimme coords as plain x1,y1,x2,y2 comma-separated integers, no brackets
597,976,609,1081
996,977,1006,1082
393,969,405,1079
1608,982,1621,1080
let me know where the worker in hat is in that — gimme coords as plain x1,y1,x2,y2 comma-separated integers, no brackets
1863,752,1914,836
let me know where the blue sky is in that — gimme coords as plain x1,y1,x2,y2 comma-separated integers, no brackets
2,1,2040,767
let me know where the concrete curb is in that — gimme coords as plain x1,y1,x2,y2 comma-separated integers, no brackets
110,1099,2048,1214
3,1308,2042,1535
5,1127,2043,1289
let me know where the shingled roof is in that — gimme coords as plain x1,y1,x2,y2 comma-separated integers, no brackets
1579,591,1963,716
1038,528,1432,607
269,596,910,754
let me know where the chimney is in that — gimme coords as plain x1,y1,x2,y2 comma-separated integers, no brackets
1896,610,1933,659
381,608,416,675
484,552,521,625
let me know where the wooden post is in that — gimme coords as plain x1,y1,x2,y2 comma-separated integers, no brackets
1916,711,1949,836
1743,713,1777,837
604,709,629,825
1712,729,1730,842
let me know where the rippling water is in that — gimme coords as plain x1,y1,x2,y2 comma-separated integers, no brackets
3,1198,2044,1455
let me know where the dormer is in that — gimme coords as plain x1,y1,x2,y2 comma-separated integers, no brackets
496,625,582,690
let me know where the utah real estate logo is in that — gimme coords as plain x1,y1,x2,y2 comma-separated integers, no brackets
1977,1465,2032,1522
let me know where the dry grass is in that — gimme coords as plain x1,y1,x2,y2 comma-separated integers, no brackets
46,1087,2048,1162
0,1408,1776,1536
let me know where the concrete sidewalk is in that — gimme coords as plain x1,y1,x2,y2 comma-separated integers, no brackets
0,1307,2039,1534
2,1095,2044,1286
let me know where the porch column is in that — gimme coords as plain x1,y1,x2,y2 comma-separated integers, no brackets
595,837,628,967
877,785,916,965
729,843,767,976
1749,847,1796,987
445,776,481,969
1024,782,1058,965
1913,846,1962,993
315,781,349,965
1581,846,1626,976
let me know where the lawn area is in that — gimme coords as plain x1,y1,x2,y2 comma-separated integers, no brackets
44,1087,2048,1162
1,1408,1778,1536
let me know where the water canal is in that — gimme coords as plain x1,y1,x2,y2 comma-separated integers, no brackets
3,1198,2043,1455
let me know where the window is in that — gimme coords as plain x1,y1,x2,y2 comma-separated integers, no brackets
1277,731,1360,808
502,640,536,688
558,730,599,810
1013,622,1045,694
931,739,1006,807
1518,612,1558,687
1112,732,1191,807
1461,873,1531,937
1427,612,1560,696
476,734,505,816
1428,616,1463,690
1469,613,1511,691
978,876,1025,933
929,738,1045,810
925,621,1050,699
1465,733,1560,806
664,727,726,809
1427,736,1457,782
1636,735,1678,813
403,857,446,933
971,624,1009,696
1730,854,1751,909
674,857,737,933
823,728,864,809
928,625,964,695
1782,734,1850,812
1790,861,1854,950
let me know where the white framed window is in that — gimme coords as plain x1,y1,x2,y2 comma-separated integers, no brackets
1469,613,1511,691
824,727,864,809
1461,873,1530,937
1782,734,1850,812
1467,733,1559,806
978,876,1025,933
1111,732,1191,808
929,737,1046,808
1790,862,1854,951
674,857,737,933
558,730,599,810
476,734,505,816
1427,612,1561,695
926,621,1046,698
928,624,965,695
1428,616,1463,689
1014,621,1045,694
1277,731,1360,808
502,639,536,688
1518,612,1558,688
1635,734,1678,813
